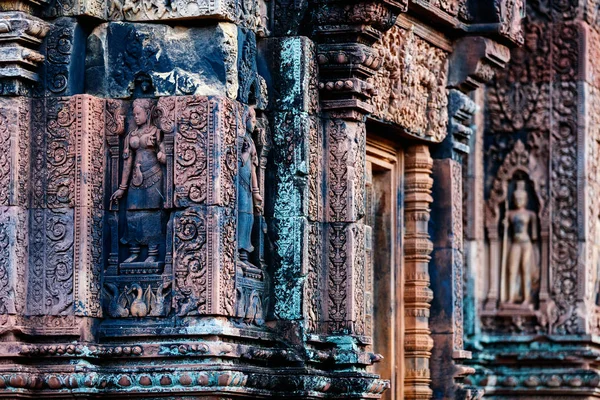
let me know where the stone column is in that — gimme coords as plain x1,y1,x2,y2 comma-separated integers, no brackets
429,37,509,400
310,1,405,398
404,144,434,400
0,0,48,333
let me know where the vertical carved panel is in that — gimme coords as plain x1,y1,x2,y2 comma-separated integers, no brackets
325,119,365,223
27,95,105,318
305,222,323,333
174,97,209,208
324,222,367,335
174,96,238,208
0,98,31,318
404,144,434,400
173,207,236,317
172,95,238,318
0,207,28,316
322,116,367,336
73,96,105,317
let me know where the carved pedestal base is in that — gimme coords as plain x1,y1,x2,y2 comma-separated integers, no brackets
119,262,164,275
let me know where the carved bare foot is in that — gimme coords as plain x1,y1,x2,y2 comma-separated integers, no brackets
123,247,140,263
145,246,159,263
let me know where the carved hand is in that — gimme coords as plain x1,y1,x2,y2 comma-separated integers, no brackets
110,189,126,203
157,151,166,164
253,192,263,214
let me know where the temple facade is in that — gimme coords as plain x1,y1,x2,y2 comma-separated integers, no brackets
1,0,600,398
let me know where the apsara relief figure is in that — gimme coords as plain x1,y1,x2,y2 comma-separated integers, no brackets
500,180,539,306
237,107,263,267
110,98,166,266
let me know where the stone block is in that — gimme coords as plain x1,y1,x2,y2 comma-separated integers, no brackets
0,206,28,315
85,22,239,99
266,111,322,221
174,96,239,208
27,206,103,317
324,119,365,223
30,96,105,210
0,97,31,207
323,222,366,335
173,206,236,317
43,0,105,19
27,207,74,316
35,17,86,97
258,36,319,114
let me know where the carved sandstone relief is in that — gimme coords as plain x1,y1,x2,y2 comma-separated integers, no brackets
368,23,449,142
103,96,272,324
27,95,105,318
482,140,551,334
107,0,268,34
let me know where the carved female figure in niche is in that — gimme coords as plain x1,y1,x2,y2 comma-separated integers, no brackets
238,107,262,266
110,98,166,264
501,180,539,306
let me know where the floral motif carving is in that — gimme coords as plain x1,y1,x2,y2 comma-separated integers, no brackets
174,208,208,316
369,24,449,142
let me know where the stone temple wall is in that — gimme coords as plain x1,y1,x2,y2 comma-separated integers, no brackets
0,0,575,398
463,1,600,398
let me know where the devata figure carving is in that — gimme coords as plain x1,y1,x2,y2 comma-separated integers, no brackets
500,180,539,306
238,107,263,267
110,98,166,267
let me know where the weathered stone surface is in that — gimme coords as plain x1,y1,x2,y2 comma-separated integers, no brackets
42,0,105,18
266,110,322,220
85,22,240,98
0,12,49,96
258,36,319,114
35,17,86,97
0,0,536,398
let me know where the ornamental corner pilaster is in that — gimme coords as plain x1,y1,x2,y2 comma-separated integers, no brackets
0,11,49,96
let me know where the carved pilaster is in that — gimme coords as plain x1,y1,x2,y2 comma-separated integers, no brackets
0,98,30,325
27,95,104,321
0,12,49,96
404,144,434,400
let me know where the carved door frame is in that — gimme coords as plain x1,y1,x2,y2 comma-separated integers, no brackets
366,138,404,400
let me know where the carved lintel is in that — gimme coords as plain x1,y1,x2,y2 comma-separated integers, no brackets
368,23,450,142
0,0,50,14
448,36,510,93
